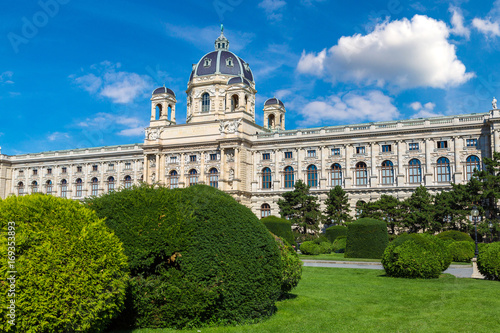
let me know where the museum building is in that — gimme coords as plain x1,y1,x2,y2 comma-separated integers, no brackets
1,30,500,218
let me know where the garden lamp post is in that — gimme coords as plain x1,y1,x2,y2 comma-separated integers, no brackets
471,206,483,279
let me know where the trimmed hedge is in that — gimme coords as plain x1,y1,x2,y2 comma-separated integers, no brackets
448,241,475,262
477,242,500,280
382,233,452,279
0,194,128,333
333,236,347,253
273,235,302,294
345,218,388,259
437,230,474,242
325,225,348,243
86,185,282,329
299,241,321,255
261,216,295,246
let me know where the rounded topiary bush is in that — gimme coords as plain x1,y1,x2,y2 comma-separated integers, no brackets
333,236,347,253
437,230,474,242
299,241,321,255
0,194,128,333
86,185,282,329
382,233,452,279
261,215,295,246
345,218,388,259
448,241,475,262
319,241,333,254
477,242,500,280
325,225,348,243
272,235,302,295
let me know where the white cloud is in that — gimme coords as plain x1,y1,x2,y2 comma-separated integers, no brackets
118,127,144,137
258,0,286,21
472,18,500,37
47,132,70,142
297,90,400,126
72,62,151,104
0,71,14,84
297,15,474,90
77,113,146,137
409,101,443,118
449,7,470,38
164,24,254,53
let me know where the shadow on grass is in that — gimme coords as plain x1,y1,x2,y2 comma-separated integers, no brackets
278,293,298,301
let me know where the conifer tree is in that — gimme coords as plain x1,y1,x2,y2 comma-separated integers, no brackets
323,185,352,226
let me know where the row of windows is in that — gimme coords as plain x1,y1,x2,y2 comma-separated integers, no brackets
20,163,134,176
260,156,481,189
260,140,479,161
18,176,134,197
167,168,219,189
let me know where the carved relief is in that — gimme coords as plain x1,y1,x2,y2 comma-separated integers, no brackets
219,118,242,134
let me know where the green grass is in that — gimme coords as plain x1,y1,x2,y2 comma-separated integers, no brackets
108,267,498,333
298,253,472,265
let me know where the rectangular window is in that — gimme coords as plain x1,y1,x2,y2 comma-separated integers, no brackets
76,184,82,197
356,146,365,154
19,170,24,176
47,168,52,175
61,167,67,174
33,169,38,176
332,148,340,156
382,145,392,152
262,153,270,160
210,153,217,161
108,164,114,171
92,165,98,172
307,150,316,158
284,152,293,159
409,143,419,151
125,162,132,169
77,166,82,173
169,156,177,163
437,141,448,149
466,139,477,147
190,155,197,162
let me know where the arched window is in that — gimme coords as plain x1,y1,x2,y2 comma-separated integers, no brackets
209,168,219,188
75,178,83,197
284,166,294,189
124,175,132,189
268,114,275,128
466,155,480,180
155,104,162,120
261,203,271,218
32,181,38,194
46,180,53,195
331,163,342,187
61,179,68,198
408,159,422,184
91,178,99,196
262,167,272,189
437,157,451,182
18,182,24,196
169,170,178,189
356,200,366,217
381,160,394,185
356,162,368,186
188,169,198,186
108,176,115,192
202,93,210,112
307,165,318,187
231,95,239,111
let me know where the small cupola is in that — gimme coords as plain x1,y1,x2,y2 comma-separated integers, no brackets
214,24,229,51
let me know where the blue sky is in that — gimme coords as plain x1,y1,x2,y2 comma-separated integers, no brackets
1,0,500,155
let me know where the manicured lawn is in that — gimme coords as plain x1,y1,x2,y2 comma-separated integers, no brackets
109,267,498,333
298,253,472,265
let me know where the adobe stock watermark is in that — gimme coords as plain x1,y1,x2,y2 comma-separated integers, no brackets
7,0,71,54
213,0,243,21
6,222,17,326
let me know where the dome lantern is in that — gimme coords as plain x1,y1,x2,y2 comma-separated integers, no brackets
215,24,229,51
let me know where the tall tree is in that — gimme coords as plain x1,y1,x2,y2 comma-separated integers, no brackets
403,185,435,233
433,184,472,232
323,185,352,226
359,195,403,234
277,179,322,234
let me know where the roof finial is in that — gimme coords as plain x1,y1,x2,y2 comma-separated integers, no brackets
221,24,224,33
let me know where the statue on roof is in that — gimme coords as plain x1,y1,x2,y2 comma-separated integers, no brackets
493,97,497,110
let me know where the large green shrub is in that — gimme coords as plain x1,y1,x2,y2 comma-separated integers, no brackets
345,218,388,259
448,241,475,262
86,185,282,329
333,236,347,253
382,233,451,279
477,242,500,280
261,215,295,246
299,241,321,255
319,241,333,254
325,225,348,243
437,230,474,242
0,194,128,333
273,235,302,294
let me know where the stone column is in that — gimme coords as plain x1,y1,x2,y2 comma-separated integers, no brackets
143,155,149,184
159,153,166,185
344,144,352,188
454,136,463,184
320,146,327,189
180,153,185,187
296,148,302,184
252,151,258,191
274,148,280,189
220,150,225,191
200,151,205,185
396,140,405,186
370,142,378,187
155,154,160,184
424,139,433,185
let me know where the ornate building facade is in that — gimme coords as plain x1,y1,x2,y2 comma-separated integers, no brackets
1,31,500,219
